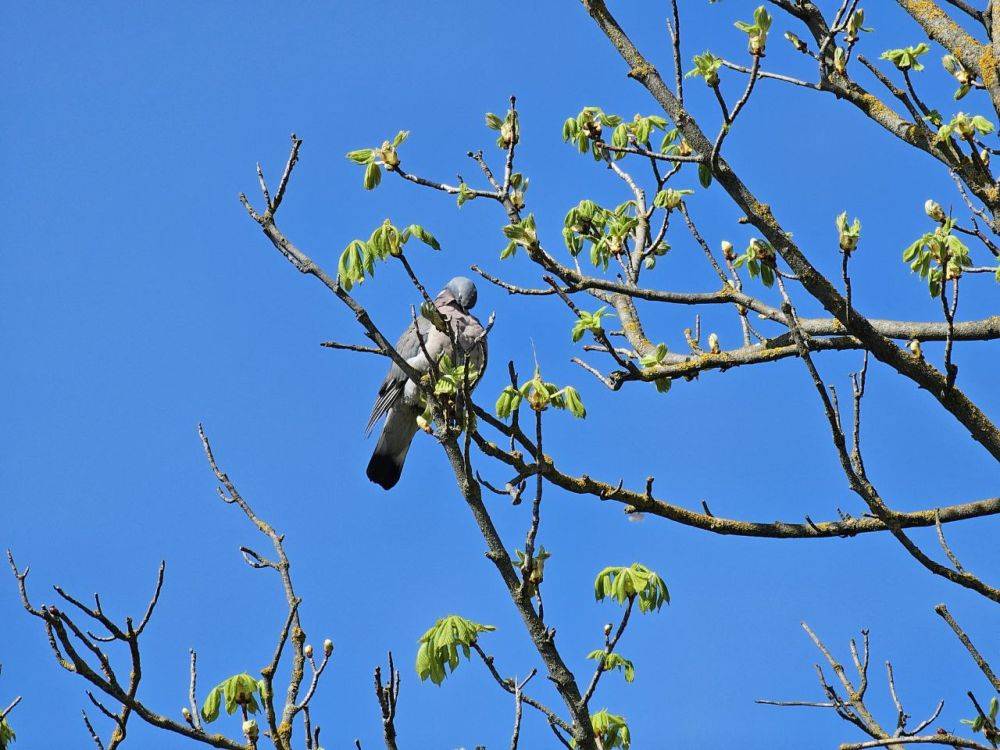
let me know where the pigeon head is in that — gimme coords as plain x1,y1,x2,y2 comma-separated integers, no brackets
444,276,478,310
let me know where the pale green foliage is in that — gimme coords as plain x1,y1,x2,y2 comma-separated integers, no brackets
639,343,673,394
942,54,974,100
0,718,14,750
880,43,930,71
432,354,481,397
563,200,639,269
415,615,495,685
485,108,519,149
589,709,631,749
201,673,264,723
686,51,723,86
734,6,772,55
496,370,587,419
500,214,538,259
336,219,439,291
784,31,808,53
733,238,776,287
514,545,551,597
571,307,609,343
902,218,972,296
936,112,995,142
835,211,862,252
609,113,670,156
844,9,872,44
594,563,670,613
653,188,694,212
587,650,636,682
562,107,623,160
960,695,998,739
345,130,409,190
639,342,668,368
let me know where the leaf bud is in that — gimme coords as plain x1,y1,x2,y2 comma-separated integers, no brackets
924,199,946,222
323,638,334,656
243,719,260,742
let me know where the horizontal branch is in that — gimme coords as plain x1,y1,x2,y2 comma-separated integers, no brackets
473,433,1000,539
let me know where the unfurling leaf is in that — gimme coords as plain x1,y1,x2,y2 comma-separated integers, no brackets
403,224,441,251
415,615,495,685
880,43,930,72
587,650,636,683
698,162,712,188
363,160,381,190
201,673,262,723
346,148,374,165
571,307,609,342
590,709,631,750
594,563,669,613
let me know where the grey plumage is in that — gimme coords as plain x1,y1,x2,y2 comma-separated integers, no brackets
366,277,487,490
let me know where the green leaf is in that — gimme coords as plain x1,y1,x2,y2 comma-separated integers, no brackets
404,224,441,251
571,307,608,343
201,673,261,723
639,343,668,368
456,181,475,208
346,148,374,165
337,239,368,291
392,130,409,147
416,615,495,685
587,650,636,683
485,112,503,130
594,563,670,613
557,385,587,418
880,43,930,72
590,709,631,750
363,160,381,190
698,162,712,188
0,718,13,750
495,386,522,419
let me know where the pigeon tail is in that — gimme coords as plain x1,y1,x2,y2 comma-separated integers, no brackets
366,405,420,490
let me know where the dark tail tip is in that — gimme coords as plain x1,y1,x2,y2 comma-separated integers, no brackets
366,454,402,490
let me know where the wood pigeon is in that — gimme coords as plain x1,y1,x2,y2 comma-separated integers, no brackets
366,277,487,489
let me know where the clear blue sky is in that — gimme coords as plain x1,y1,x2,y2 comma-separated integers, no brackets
3,2,998,748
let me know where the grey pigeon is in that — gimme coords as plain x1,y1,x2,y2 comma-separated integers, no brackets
366,277,487,489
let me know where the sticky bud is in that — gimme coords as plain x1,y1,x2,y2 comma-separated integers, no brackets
243,719,259,742
924,199,946,222
908,339,923,358
304,644,314,658
721,240,735,261
603,623,613,636
323,638,334,656
708,332,721,354
379,141,399,169
182,707,191,720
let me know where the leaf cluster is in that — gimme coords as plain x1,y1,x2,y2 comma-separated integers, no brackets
594,563,670,613
563,200,638,269
337,219,439,291
734,6,772,55
496,372,586,419
734,238,777,287
880,43,930,71
201,673,265,723
346,130,409,190
415,615,495,686
586,650,636,683
902,218,972,296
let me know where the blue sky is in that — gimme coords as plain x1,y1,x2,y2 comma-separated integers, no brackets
2,2,998,748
